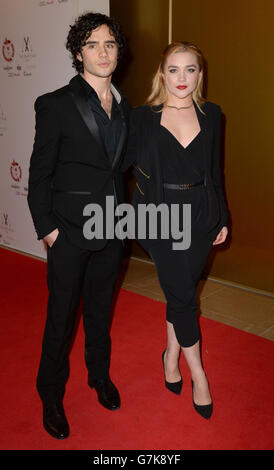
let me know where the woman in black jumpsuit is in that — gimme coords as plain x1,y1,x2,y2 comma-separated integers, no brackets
153,124,212,348
126,42,228,419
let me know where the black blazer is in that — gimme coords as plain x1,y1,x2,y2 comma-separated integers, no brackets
28,74,130,250
124,101,228,250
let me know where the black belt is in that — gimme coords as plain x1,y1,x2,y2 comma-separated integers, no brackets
55,190,92,195
163,180,204,191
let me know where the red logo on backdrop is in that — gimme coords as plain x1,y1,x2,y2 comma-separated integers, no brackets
10,160,22,182
2,38,15,62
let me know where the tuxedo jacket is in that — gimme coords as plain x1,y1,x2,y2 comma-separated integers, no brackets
124,101,228,250
28,74,130,250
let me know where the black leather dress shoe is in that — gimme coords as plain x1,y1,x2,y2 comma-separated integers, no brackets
43,401,69,439
88,376,121,410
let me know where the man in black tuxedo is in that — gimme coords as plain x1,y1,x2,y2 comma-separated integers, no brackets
28,12,129,439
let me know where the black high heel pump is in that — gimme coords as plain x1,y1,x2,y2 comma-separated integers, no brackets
162,350,183,395
191,380,213,419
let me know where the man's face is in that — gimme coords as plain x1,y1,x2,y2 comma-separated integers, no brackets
77,24,118,78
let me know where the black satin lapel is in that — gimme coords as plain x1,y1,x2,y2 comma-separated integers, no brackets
194,102,212,188
112,110,127,168
151,106,164,203
68,87,106,156
151,104,162,130
193,100,208,134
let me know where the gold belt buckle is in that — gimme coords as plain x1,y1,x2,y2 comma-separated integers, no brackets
179,183,191,190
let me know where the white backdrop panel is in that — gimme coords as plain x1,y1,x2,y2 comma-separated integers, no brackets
0,0,109,259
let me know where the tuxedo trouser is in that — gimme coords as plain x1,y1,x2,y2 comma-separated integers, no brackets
36,230,124,405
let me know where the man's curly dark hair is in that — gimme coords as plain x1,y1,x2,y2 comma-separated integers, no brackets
66,12,126,74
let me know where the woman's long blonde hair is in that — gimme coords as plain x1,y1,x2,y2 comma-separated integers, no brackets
146,41,206,111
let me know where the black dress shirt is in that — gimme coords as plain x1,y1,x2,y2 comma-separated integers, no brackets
78,74,123,164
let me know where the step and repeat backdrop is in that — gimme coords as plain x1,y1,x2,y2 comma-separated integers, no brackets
0,0,109,258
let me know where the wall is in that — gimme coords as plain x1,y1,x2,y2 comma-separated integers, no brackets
110,0,169,259
172,0,274,293
110,0,169,107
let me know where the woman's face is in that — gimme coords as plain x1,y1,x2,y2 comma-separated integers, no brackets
162,50,201,101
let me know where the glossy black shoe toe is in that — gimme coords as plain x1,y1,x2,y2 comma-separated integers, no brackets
43,401,69,439
88,376,121,411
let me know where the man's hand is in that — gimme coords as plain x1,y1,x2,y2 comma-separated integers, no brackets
212,226,228,245
44,228,59,248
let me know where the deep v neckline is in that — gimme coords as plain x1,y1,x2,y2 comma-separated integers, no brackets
159,103,201,150
159,124,201,150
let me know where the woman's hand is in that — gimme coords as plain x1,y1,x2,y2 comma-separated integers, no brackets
212,226,228,245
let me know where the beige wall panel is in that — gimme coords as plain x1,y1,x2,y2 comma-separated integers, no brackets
110,0,170,260
110,0,169,106
173,0,274,292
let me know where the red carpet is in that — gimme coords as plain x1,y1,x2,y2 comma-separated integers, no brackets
0,247,273,450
